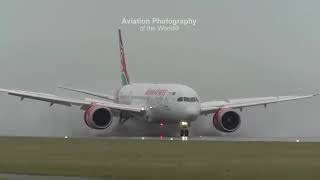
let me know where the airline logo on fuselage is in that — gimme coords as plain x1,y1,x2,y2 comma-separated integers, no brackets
145,88,168,96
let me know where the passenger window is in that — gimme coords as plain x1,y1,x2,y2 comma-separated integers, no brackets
177,97,183,102
184,97,190,102
191,97,196,102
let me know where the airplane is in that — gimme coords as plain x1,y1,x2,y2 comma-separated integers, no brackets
0,29,318,137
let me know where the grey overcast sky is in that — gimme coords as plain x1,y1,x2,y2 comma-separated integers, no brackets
0,0,319,137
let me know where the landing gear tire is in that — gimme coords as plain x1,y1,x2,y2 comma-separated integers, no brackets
184,129,189,137
180,129,189,137
180,130,184,136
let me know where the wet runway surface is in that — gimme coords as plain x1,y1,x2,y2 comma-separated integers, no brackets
84,136,320,142
3,135,320,142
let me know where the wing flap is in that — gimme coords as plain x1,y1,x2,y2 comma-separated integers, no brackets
58,86,115,101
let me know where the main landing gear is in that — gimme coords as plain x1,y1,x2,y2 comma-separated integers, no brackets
119,112,132,125
180,121,189,139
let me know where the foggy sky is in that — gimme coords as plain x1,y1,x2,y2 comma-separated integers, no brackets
0,0,319,137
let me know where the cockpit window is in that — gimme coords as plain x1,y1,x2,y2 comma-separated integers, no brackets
178,97,198,102
184,97,190,102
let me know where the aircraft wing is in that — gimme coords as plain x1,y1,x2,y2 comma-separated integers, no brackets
0,88,144,113
58,86,115,101
200,93,319,114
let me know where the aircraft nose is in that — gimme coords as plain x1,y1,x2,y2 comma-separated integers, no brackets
186,106,200,120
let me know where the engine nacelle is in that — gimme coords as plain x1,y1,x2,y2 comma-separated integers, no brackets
84,105,113,129
213,108,241,133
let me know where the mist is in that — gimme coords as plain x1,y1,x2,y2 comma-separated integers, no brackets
0,0,319,137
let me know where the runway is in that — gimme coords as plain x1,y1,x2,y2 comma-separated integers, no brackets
3,135,320,142
83,136,320,142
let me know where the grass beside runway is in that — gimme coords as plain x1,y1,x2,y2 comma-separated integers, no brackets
0,137,320,180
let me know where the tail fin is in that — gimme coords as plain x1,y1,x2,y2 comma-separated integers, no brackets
118,29,130,86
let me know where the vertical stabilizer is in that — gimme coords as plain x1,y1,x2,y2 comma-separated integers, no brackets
118,29,130,86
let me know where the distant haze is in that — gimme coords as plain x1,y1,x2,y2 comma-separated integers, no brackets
0,0,319,137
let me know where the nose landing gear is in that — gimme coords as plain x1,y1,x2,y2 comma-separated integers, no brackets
179,121,189,139
180,129,189,136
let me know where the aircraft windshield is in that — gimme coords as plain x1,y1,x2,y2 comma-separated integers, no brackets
177,97,198,102
184,97,190,102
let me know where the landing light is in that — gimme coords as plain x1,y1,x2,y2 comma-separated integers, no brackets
181,122,188,126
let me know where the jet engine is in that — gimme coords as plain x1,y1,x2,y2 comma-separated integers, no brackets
84,105,113,129
213,108,241,133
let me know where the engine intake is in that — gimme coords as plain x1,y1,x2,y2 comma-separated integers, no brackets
84,105,113,129
213,108,241,133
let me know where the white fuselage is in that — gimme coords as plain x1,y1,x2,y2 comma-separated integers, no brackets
117,83,201,124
